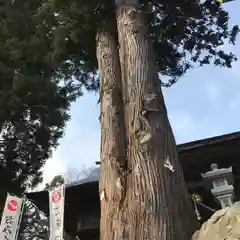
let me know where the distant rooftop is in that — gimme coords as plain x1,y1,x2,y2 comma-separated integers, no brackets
26,131,240,224
70,131,240,188
177,131,240,152
66,167,100,188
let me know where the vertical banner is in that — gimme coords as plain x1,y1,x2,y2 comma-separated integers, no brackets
0,194,24,240
49,184,65,240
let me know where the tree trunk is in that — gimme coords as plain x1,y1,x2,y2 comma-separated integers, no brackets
96,27,128,239
115,2,198,239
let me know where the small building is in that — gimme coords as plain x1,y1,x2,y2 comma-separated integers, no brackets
27,131,240,239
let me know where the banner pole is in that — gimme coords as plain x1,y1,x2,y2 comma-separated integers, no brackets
13,196,25,240
62,184,65,240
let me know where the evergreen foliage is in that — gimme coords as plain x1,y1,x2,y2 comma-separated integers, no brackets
45,175,64,190
0,0,238,194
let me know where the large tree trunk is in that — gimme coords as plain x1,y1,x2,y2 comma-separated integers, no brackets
114,2,198,239
96,27,128,239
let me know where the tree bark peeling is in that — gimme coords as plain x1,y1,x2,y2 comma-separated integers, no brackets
116,5,198,240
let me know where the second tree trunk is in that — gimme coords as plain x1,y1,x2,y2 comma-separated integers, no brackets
96,27,128,239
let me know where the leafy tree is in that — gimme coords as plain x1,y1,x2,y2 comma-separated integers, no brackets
45,175,64,190
45,166,95,189
18,198,76,239
20,171,83,240
19,199,49,240
20,0,239,86
0,0,238,239
0,0,73,198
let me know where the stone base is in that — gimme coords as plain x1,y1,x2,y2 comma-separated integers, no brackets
192,202,240,240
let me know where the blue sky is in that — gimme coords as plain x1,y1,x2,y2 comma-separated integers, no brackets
41,2,240,187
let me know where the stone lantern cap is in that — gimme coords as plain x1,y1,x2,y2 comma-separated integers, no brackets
201,163,234,190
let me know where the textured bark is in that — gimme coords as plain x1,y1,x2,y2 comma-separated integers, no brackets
96,28,128,239
115,3,198,240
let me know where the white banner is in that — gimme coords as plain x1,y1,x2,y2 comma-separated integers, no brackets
49,184,65,240
0,194,24,240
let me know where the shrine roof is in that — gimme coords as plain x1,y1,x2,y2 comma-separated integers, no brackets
25,131,240,231
177,131,240,152
28,131,240,194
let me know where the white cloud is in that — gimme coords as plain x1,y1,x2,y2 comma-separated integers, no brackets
55,116,100,169
34,151,68,191
34,129,100,191
37,126,100,190
35,94,100,191
42,151,67,184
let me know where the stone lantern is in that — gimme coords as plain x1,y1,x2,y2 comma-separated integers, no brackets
201,163,234,209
